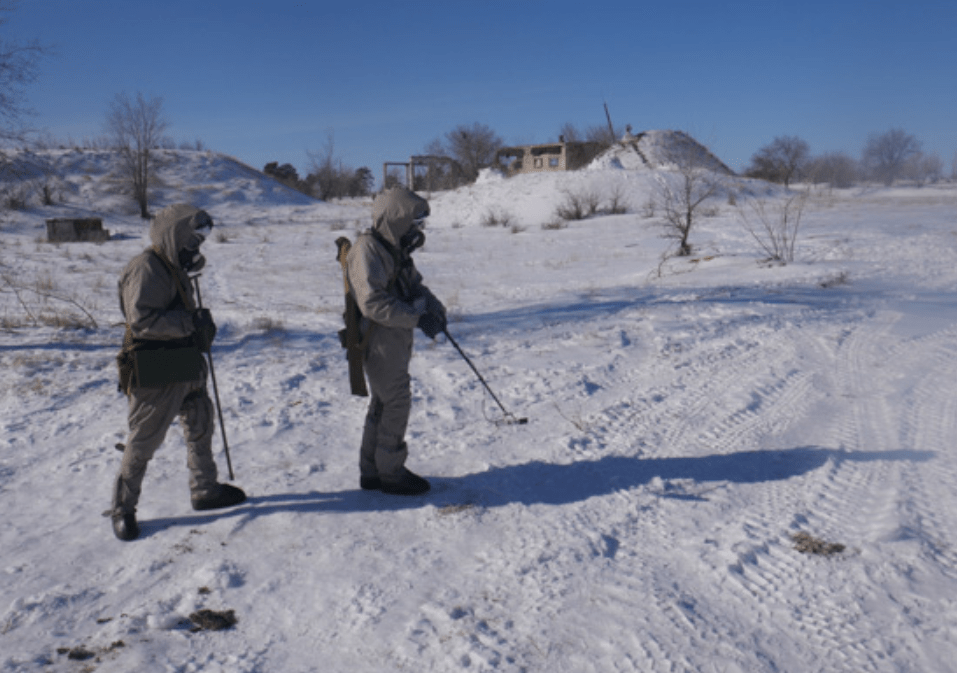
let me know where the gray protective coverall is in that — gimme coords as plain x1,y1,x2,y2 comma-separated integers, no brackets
113,204,218,514
345,188,444,480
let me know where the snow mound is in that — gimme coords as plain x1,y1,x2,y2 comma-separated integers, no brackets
590,129,735,175
0,148,319,215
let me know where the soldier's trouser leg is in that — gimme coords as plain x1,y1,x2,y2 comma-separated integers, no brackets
359,395,384,478
114,383,186,513
180,388,218,500
361,326,413,478
114,381,217,512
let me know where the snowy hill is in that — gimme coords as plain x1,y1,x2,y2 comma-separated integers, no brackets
1,148,319,218
3,151,957,671
590,129,735,174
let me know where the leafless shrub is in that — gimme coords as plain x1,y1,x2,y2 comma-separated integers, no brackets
604,184,629,214
1,183,29,210
40,180,57,205
540,218,568,231
555,187,600,221
553,402,592,433
0,268,99,328
655,147,721,256
738,191,807,263
481,208,512,228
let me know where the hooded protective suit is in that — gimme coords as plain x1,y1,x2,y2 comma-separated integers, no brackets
113,204,219,517
345,188,444,482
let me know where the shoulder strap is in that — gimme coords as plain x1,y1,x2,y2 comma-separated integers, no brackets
150,247,193,311
369,230,413,297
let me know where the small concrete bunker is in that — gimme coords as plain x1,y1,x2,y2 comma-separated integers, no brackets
45,218,110,243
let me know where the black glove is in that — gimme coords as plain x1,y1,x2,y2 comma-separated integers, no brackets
193,308,217,352
417,310,446,340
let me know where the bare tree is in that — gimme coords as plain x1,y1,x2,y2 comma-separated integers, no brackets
806,151,858,188
104,92,169,218
557,122,582,143
905,151,943,186
654,142,721,257
584,122,625,148
745,136,810,187
0,1,47,211
305,133,372,200
738,191,808,263
0,1,45,143
861,127,921,186
426,122,502,183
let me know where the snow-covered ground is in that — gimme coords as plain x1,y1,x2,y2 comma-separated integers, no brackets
2,148,957,672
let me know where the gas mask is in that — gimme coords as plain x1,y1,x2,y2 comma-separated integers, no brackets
178,231,207,272
400,215,428,255
179,212,214,272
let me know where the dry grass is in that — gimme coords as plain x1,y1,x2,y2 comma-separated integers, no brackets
791,531,846,556
540,218,568,231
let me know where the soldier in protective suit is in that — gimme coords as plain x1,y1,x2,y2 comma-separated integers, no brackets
345,187,446,495
110,204,245,541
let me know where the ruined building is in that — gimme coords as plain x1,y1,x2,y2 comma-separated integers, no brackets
494,139,604,176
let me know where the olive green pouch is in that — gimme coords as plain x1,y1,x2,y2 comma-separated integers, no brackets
133,347,204,387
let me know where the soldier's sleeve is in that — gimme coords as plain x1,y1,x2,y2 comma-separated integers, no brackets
347,240,422,330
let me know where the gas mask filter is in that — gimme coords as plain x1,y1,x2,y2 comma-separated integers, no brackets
400,215,428,254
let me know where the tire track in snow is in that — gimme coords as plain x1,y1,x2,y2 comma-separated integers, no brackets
718,315,915,671
805,315,903,540
897,327,957,579
617,309,823,463
504,308,842,670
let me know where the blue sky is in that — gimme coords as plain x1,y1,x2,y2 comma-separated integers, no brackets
8,0,956,180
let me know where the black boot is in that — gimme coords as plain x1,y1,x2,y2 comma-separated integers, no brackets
192,483,247,511
112,509,139,541
360,475,382,490
380,468,430,496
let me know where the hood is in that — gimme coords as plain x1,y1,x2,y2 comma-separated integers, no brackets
149,203,212,268
371,188,430,248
